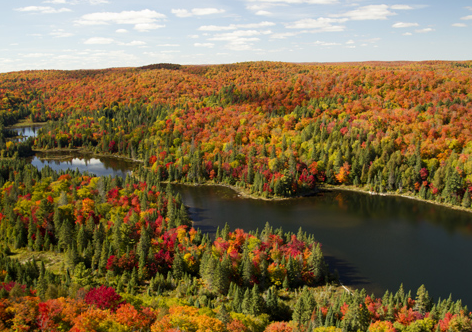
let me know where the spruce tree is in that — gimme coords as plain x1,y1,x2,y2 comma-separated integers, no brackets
172,252,184,280
34,228,43,252
27,215,34,251
462,189,471,208
242,288,252,315
251,284,264,315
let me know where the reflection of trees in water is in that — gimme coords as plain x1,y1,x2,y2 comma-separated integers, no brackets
326,190,472,236
33,152,137,179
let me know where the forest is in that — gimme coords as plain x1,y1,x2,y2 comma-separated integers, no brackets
0,61,471,331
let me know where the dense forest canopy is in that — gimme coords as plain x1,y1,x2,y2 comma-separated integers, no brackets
2,61,472,205
0,61,472,331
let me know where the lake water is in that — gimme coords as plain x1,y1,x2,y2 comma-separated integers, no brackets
31,151,137,179
22,145,472,306
175,185,472,305
11,126,43,141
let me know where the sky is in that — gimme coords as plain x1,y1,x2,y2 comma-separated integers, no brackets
1,0,471,72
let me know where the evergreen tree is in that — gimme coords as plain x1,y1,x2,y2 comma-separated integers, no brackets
242,288,252,315
232,286,243,313
34,228,43,252
27,215,34,251
217,304,231,325
462,189,471,208
415,284,432,315
172,252,184,280
251,284,265,315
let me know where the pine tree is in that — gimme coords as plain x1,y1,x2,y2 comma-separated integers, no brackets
462,189,471,208
308,243,329,285
27,215,34,251
265,287,279,319
127,267,138,295
34,228,43,252
172,252,184,280
251,284,265,315
415,284,432,315
232,286,243,313
217,305,231,325
242,288,252,315
241,252,254,287
76,225,86,255
112,215,123,254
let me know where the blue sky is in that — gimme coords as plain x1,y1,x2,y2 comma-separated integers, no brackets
1,0,471,72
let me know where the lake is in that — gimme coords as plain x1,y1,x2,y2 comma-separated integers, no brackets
26,148,472,306
11,126,43,141
31,151,138,179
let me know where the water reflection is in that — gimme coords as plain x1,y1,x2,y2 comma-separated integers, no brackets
11,126,42,141
19,142,472,306
30,151,138,179
175,184,472,306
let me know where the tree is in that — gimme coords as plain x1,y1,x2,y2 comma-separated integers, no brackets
414,284,432,315
462,189,471,208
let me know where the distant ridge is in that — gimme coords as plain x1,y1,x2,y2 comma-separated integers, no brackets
138,63,182,70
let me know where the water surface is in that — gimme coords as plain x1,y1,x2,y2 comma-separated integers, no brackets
22,146,472,306
176,184,472,306
31,151,137,179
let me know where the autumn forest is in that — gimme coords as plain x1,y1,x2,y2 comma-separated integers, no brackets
0,61,471,331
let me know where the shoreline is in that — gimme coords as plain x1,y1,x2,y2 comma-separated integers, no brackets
22,145,472,215
6,120,47,129
322,184,472,215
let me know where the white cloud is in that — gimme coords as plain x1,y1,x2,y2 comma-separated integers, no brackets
256,10,272,16
84,37,114,44
313,41,341,46
22,53,54,58
334,5,395,20
158,44,180,47
116,29,128,33
346,39,355,44
194,43,215,48
172,8,225,18
188,35,199,39
270,32,298,39
15,6,71,14
246,0,338,4
119,40,146,46
50,29,73,37
415,28,434,33
461,15,472,20
285,17,346,32
86,0,109,4
199,21,275,31
134,23,165,32
403,32,412,36
49,0,110,4
76,10,166,32
452,23,467,27
208,30,264,51
363,37,381,43
390,5,413,10
392,22,419,28
209,30,262,41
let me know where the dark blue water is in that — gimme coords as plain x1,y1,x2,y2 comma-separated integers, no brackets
23,147,472,306
175,184,472,306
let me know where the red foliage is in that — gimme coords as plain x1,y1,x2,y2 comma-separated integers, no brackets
84,286,124,311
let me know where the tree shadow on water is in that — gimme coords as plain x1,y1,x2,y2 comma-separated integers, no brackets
325,254,371,288
188,207,218,234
